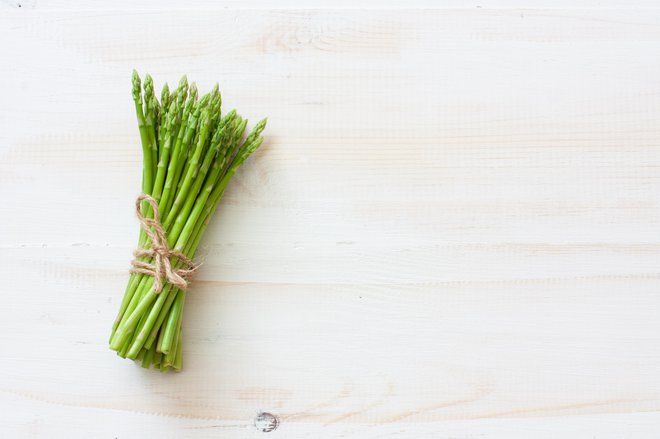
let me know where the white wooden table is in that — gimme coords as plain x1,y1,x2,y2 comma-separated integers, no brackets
2,2,660,437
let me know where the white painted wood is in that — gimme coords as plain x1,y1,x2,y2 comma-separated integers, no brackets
5,0,660,10
1,6,660,438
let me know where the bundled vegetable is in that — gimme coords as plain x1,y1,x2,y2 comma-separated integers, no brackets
109,71,266,371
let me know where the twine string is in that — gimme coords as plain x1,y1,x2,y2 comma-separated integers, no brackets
130,194,198,293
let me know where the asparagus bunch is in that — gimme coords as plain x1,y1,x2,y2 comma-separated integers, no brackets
109,71,266,371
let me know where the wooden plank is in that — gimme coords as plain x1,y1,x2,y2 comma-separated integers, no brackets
1,7,659,438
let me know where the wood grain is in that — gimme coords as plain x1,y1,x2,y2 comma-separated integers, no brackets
1,5,660,438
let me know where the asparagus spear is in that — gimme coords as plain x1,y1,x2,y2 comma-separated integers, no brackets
111,71,155,337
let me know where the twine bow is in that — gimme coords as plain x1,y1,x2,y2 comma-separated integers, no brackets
130,194,198,293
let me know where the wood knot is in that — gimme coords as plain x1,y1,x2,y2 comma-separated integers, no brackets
254,412,279,432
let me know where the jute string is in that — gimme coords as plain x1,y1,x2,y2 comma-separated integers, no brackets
130,194,198,293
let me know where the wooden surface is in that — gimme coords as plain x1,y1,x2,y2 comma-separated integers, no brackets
2,3,660,438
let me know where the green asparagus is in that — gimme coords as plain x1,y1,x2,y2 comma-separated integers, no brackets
110,71,266,372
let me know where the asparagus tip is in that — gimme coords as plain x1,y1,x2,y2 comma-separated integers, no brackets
189,83,198,102
144,74,154,96
167,101,179,125
255,117,268,133
131,70,141,101
243,136,264,158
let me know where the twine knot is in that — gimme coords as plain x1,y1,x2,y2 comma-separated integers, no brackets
130,194,198,293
